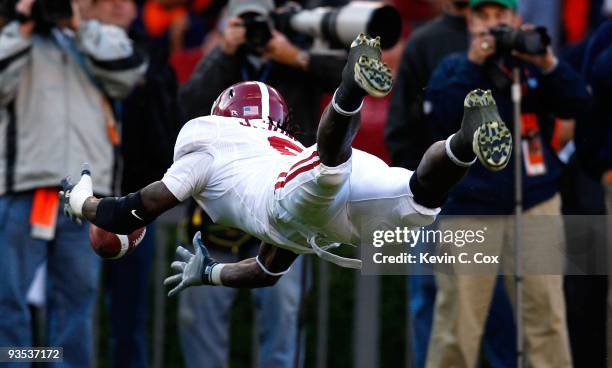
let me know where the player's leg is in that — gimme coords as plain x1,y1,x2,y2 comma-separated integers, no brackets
317,33,392,166
273,34,392,234
410,89,512,208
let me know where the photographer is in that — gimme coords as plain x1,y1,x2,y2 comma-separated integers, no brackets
0,0,145,365
179,0,346,145
422,0,589,367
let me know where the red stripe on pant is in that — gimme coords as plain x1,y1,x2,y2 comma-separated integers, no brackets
275,151,319,189
275,160,321,189
288,151,318,172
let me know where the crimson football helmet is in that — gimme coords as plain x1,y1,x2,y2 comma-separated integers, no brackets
211,81,289,126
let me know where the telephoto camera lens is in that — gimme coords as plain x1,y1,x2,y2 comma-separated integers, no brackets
490,24,550,56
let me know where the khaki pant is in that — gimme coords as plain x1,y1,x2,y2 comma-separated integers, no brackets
426,195,572,368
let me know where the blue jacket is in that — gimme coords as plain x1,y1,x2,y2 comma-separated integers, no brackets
425,53,590,215
575,20,612,179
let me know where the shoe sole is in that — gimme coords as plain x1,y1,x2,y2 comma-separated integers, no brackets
354,55,393,98
472,119,512,171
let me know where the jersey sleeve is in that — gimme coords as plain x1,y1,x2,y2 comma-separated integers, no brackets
161,151,213,202
173,117,219,161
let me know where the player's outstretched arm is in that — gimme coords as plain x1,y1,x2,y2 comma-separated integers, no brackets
220,242,299,288
60,164,180,234
164,232,298,294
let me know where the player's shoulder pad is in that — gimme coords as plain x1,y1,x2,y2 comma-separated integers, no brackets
173,115,221,161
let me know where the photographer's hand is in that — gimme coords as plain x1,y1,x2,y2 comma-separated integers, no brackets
264,30,307,69
468,31,496,65
70,0,81,31
511,24,558,73
221,17,246,55
15,0,35,36
169,15,190,52
512,47,558,73
57,1,81,31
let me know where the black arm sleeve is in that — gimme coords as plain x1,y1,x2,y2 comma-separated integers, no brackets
93,192,157,235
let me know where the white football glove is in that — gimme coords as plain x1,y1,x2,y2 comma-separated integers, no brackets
59,163,93,225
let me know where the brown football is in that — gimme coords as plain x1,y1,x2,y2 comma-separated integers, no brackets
89,224,146,259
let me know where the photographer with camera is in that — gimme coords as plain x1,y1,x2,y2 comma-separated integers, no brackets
0,0,145,365
422,1,590,367
179,0,346,145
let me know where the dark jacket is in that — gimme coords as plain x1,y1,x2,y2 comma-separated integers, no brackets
575,20,612,179
425,53,590,214
179,46,345,145
119,27,184,194
385,13,468,170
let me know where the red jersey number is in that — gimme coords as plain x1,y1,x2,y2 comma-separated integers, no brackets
268,136,303,156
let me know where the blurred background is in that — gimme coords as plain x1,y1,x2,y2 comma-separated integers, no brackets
0,0,610,367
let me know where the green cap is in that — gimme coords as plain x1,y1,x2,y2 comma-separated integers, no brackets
469,0,518,10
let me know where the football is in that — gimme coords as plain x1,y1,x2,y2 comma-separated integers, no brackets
89,224,146,259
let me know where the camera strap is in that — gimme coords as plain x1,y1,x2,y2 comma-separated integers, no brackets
51,28,104,91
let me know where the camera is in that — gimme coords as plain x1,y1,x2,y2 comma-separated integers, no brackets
489,24,551,55
240,12,273,49
1,0,73,33
31,0,73,33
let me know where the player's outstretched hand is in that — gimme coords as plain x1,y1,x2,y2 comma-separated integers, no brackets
59,163,93,225
164,231,219,297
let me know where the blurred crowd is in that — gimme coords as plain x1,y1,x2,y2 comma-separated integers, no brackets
0,0,611,367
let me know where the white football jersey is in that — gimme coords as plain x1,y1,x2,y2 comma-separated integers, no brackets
162,115,440,267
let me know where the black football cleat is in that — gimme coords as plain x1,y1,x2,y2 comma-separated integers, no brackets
342,33,393,98
460,89,512,171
